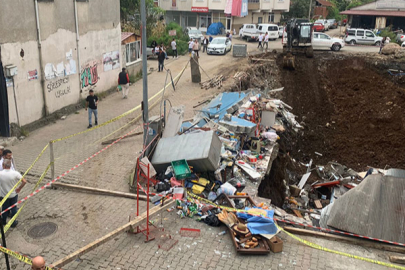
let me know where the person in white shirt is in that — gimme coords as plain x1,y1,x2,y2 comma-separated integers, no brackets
0,149,16,171
171,38,177,58
257,33,264,49
264,32,269,50
0,159,26,227
188,39,194,56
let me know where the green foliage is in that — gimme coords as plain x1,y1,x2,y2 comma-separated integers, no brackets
148,22,190,55
378,29,399,44
284,0,310,19
327,5,342,21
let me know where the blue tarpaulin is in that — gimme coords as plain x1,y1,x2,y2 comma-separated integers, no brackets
237,208,277,235
207,22,225,36
201,92,246,120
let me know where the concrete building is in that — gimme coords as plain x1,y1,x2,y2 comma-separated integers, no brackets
341,0,405,29
161,0,290,33
0,0,122,128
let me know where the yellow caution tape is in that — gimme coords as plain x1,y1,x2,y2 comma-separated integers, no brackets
52,62,188,144
278,225,405,270
0,246,56,270
0,144,49,208
3,164,51,233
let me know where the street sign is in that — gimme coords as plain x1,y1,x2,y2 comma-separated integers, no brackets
169,30,177,36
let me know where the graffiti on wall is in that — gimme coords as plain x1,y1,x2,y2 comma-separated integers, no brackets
103,51,120,72
47,77,71,98
80,61,99,90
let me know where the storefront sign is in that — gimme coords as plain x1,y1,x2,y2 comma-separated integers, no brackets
191,7,209,13
169,30,177,36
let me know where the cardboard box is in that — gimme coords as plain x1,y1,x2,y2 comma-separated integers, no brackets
269,236,283,253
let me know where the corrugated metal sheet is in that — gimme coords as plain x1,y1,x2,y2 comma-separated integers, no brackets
340,10,405,17
327,174,405,243
385,168,405,179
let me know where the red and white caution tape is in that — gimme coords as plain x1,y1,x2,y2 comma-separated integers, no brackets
0,125,142,216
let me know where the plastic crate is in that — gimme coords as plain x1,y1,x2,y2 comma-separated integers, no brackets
171,159,191,180
233,44,247,57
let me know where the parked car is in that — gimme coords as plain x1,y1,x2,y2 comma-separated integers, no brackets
397,33,405,43
313,23,325,32
278,26,286,37
315,20,330,31
257,24,279,40
313,32,345,51
239,24,260,41
327,19,338,29
207,37,232,55
345,28,383,46
187,27,204,44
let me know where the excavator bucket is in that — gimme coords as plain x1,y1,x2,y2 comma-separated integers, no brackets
283,53,295,70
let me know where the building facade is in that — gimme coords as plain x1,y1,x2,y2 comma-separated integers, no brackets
341,0,405,30
160,0,290,33
0,0,121,127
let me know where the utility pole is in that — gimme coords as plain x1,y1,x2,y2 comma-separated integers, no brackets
140,0,149,149
308,0,313,21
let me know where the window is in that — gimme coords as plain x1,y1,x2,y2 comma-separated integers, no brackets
300,26,311,38
248,0,259,2
268,26,278,31
320,34,329,39
258,26,263,30
126,41,141,64
356,30,364,37
348,30,355,36
268,13,275,22
258,17,263,24
314,34,319,38
366,31,374,38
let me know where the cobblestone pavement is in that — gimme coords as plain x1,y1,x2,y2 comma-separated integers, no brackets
3,42,398,270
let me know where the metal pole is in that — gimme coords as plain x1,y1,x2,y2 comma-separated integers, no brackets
308,0,312,21
0,221,11,270
11,77,20,126
50,141,55,180
73,0,82,96
146,163,150,241
140,0,149,148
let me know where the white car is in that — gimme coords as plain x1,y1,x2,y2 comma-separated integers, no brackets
207,37,232,55
257,24,279,40
278,26,286,38
313,32,345,51
187,27,204,44
315,20,330,31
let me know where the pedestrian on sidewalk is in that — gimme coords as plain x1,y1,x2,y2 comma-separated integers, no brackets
379,36,387,54
193,39,199,57
117,68,130,99
0,159,26,228
229,32,233,41
158,48,165,72
31,256,46,270
0,149,16,171
161,43,169,59
257,33,264,49
264,32,269,50
85,90,98,128
171,38,178,58
202,36,209,53
188,39,194,57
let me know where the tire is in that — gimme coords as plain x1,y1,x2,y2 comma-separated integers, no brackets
375,41,381,46
350,40,356,45
305,46,314,58
332,44,341,51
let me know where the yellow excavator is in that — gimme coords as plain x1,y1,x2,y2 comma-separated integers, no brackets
283,18,314,69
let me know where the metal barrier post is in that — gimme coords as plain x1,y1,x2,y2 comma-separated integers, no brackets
50,141,55,180
146,163,150,241
0,222,11,270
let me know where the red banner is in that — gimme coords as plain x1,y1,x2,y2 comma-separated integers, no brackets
191,6,209,12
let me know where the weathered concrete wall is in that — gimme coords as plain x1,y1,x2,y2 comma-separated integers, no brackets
0,0,121,126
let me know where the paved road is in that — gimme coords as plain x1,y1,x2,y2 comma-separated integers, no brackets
4,41,394,270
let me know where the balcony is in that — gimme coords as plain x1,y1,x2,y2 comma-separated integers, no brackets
248,0,260,10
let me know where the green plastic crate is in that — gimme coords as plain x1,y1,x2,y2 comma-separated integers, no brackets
171,159,191,180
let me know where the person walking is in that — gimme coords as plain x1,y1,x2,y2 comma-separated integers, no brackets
257,33,264,49
188,39,194,57
158,48,165,72
193,39,199,57
0,159,26,227
202,36,209,53
229,32,233,41
379,36,387,54
264,32,269,50
85,90,98,128
171,38,178,58
117,68,130,99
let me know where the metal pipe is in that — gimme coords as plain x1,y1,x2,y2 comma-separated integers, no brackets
140,0,149,149
0,221,11,270
308,0,313,20
73,0,82,95
34,0,49,116
50,140,55,180
11,77,20,126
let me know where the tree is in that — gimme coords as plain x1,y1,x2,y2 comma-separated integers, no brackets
285,0,311,19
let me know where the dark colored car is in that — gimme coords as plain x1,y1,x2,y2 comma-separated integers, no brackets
313,23,325,32
327,19,338,29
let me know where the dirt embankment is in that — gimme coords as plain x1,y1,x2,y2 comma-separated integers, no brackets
278,54,405,171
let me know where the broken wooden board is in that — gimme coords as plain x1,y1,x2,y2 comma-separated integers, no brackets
389,256,405,264
314,200,323,209
52,183,148,201
52,200,175,268
162,105,184,138
292,209,303,218
298,172,311,189
140,157,157,178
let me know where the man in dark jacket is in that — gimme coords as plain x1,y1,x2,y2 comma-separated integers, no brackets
157,48,165,72
117,68,130,99
202,36,209,53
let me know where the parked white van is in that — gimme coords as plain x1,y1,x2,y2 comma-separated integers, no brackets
257,24,279,40
345,28,383,46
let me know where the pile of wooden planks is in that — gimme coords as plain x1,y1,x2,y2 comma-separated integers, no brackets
200,75,224,90
233,71,247,80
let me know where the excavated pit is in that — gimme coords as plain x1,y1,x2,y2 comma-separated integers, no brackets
251,53,405,206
